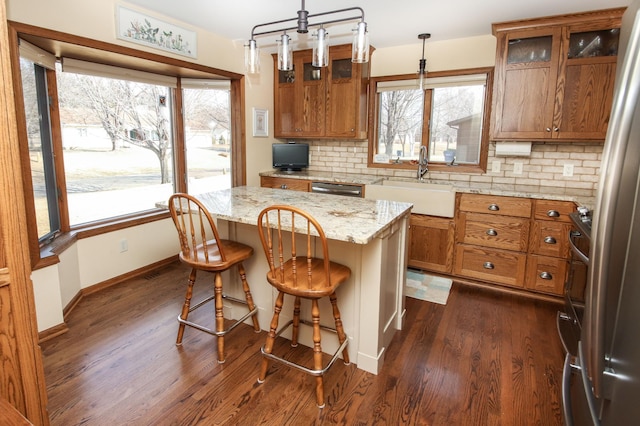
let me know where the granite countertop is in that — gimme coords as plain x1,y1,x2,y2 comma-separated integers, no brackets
261,170,596,209
260,170,382,186
181,186,412,244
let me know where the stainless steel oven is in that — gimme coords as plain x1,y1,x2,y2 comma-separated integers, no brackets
557,210,591,357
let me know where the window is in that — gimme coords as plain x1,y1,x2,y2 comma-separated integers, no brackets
19,57,60,243
12,28,244,268
182,80,232,194
56,65,176,225
369,68,492,172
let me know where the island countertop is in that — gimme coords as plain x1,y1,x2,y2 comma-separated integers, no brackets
189,186,412,245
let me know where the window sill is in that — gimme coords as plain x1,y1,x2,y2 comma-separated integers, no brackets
367,161,486,174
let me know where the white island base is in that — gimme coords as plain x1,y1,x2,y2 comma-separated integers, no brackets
219,217,408,375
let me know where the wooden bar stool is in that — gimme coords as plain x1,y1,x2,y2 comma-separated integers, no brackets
168,193,260,363
256,205,351,408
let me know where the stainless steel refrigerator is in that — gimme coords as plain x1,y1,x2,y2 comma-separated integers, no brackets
563,1,640,424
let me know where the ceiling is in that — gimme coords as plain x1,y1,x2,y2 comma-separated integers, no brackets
125,0,631,52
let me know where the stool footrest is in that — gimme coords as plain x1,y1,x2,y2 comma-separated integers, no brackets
178,293,258,337
260,319,348,377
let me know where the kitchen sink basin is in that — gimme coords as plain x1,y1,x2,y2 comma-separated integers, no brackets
365,179,456,217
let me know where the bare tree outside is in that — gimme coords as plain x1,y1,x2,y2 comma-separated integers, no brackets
378,89,423,158
57,74,173,183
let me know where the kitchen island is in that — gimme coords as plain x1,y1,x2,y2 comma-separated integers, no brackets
186,186,412,374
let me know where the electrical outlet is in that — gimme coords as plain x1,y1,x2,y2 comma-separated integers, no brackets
513,162,523,175
563,164,574,177
492,161,501,173
119,239,128,253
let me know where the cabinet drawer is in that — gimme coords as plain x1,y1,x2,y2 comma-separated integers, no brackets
459,193,532,218
525,255,568,296
529,220,571,258
260,176,310,192
457,212,530,251
454,245,527,288
533,199,576,222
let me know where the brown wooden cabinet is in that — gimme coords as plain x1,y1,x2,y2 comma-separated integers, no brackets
260,176,310,192
273,44,371,139
454,193,532,288
525,199,576,296
491,8,624,141
408,214,455,274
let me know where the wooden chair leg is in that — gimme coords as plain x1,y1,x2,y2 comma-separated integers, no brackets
214,272,225,363
258,291,285,384
311,299,325,408
330,293,349,364
238,263,260,332
176,268,197,345
291,296,301,347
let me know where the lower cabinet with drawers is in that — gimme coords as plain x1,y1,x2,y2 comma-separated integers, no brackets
454,193,532,288
453,193,576,298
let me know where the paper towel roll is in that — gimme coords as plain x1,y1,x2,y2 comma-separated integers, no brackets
495,141,532,157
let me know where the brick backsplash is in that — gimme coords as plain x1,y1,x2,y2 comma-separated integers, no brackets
306,140,603,198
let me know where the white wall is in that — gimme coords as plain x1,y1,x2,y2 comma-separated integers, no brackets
7,0,276,331
371,34,496,76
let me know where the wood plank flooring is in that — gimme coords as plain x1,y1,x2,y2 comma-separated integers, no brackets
41,263,565,425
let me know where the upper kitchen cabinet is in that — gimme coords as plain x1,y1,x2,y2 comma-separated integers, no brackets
491,8,624,141
273,44,371,139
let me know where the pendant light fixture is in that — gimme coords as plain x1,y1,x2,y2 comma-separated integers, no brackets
418,33,431,90
246,0,369,73
278,32,293,71
312,27,329,67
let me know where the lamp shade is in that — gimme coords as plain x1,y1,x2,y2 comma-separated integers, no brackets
278,34,293,71
245,39,260,74
352,22,369,63
312,27,329,67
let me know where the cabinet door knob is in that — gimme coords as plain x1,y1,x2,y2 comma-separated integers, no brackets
544,236,557,244
546,127,552,132
539,271,553,280
488,204,500,211
483,261,495,270
547,210,560,217
486,229,498,237
553,127,559,132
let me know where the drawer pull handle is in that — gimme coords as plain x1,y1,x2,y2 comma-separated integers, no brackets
547,210,560,218
483,262,495,270
486,229,498,237
280,184,288,189
544,236,557,244
540,272,553,280
488,204,500,211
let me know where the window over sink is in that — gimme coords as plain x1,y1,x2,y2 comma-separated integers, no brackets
367,67,493,173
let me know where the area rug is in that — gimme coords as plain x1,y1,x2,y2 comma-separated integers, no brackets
405,269,453,305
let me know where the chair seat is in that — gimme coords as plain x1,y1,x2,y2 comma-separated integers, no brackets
266,257,351,298
179,239,253,272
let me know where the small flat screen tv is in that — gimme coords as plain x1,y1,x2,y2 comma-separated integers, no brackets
272,143,309,171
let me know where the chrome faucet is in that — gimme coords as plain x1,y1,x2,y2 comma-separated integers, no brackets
417,145,428,180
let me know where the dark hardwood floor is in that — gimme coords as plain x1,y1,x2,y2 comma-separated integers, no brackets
41,263,565,425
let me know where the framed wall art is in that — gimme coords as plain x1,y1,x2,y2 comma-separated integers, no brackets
116,5,197,58
253,108,269,137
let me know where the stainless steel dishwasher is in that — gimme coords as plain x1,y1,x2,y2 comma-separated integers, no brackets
310,182,363,197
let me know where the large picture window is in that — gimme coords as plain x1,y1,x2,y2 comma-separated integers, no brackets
13,29,242,267
57,66,176,225
369,68,492,172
